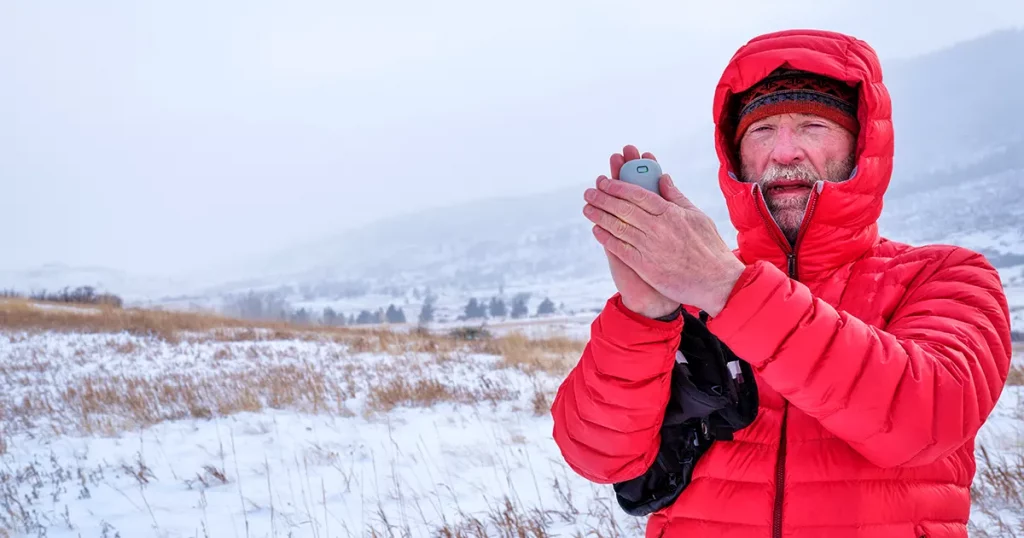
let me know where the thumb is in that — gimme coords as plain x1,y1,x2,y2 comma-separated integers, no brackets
659,174,695,208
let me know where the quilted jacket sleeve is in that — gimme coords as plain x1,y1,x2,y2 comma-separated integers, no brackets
550,293,683,484
707,249,1013,468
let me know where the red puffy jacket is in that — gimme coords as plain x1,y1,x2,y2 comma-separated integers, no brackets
551,29,1013,538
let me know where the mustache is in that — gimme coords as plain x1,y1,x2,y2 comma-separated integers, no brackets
759,163,821,188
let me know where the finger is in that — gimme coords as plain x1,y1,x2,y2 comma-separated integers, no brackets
583,203,644,246
641,151,657,162
609,154,624,179
623,145,641,161
659,174,696,209
592,225,642,268
597,175,672,216
585,184,651,225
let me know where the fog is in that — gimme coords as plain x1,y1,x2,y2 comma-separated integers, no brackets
3,0,1023,279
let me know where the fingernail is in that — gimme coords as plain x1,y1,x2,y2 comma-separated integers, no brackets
584,189,596,201
598,178,609,190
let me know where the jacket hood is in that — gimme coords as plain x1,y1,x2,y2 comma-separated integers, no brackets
713,29,893,280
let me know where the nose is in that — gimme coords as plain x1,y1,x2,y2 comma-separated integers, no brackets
768,125,804,166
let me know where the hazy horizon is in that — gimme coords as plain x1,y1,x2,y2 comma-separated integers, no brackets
4,1,1024,279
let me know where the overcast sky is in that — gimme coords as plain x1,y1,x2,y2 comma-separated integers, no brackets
3,1,1023,278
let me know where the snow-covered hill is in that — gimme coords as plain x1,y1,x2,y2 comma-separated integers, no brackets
0,263,192,303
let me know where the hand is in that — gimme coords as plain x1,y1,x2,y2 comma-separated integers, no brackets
594,146,679,319
583,145,745,317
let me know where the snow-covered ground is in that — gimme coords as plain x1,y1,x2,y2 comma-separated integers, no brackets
970,367,1024,536
0,322,1020,537
999,264,1024,332
0,326,644,537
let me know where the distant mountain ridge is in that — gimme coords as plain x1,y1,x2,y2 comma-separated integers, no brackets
6,29,1023,320
210,29,1023,290
0,263,187,301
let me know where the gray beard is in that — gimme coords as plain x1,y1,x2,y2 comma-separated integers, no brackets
740,155,855,245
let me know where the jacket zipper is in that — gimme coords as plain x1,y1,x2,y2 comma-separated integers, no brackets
750,182,821,281
751,182,821,538
773,403,789,538
788,187,819,281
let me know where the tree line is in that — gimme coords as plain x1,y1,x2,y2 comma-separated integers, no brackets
222,290,560,326
457,293,555,321
0,286,124,308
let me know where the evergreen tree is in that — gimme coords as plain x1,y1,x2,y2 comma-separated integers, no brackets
536,297,556,316
464,298,487,319
323,307,338,326
356,310,374,324
385,304,407,323
292,308,311,325
510,293,530,319
489,296,507,318
418,296,436,324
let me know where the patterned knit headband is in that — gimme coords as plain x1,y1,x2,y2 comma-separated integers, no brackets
734,69,859,143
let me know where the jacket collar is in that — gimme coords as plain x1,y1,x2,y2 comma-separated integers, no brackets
712,30,892,280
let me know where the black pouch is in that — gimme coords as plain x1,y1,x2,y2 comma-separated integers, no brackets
612,309,759,517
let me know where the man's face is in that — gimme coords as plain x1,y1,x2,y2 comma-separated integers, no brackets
739,113,856,243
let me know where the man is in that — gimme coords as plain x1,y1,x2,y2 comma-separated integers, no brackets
551,29,1012,538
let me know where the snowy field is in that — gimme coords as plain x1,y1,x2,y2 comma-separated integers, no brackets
999,264,1024,331
0,301,1021,537
0,303,642,537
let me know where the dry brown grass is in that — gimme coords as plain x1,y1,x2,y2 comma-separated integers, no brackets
0,297,585,359
365,377,463,413
0,299,282,343
531,387,553,417
0,300,641,536
0,298,399,346
364,466,646,538
7,359,355,436
480,332,584,376
430,496,550,537
0,299,585,372
971,443,1024,536
975,444,1024,505
364,373,519,416
0,298,585,439
1008,364,1024,387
